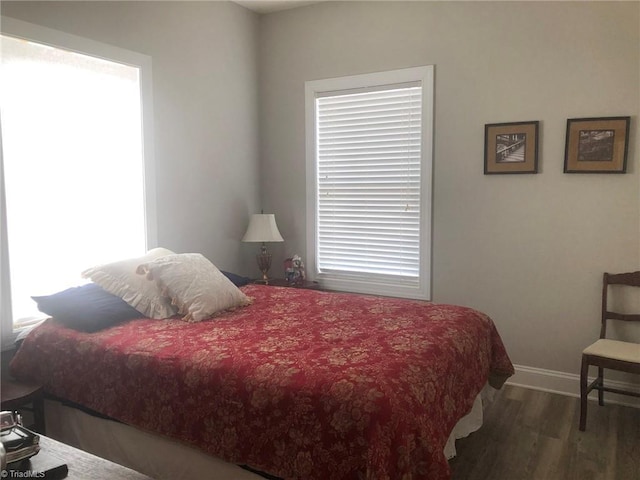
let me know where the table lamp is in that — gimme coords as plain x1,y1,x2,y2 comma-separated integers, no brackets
242,213,284,284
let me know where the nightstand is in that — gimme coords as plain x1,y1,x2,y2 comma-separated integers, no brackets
1,378,46,434
256,278,322,290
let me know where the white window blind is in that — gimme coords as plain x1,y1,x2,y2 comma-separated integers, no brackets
316,85,422,279
306,66,433,300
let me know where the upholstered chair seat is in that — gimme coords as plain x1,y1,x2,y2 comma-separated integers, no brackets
583,339,640,364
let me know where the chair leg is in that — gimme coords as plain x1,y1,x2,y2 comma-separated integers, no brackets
597,366,604,406
579,355,589,431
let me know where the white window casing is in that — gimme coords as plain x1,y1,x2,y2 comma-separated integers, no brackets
0,17,156,348
305,66,434,300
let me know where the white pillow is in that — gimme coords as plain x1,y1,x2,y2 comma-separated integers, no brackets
82,247,177,319
136,253,251,322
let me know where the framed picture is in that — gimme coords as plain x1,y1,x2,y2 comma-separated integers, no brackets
564,116,630,173
484,121,539,174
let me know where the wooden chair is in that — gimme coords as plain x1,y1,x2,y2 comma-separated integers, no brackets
579,271,640,431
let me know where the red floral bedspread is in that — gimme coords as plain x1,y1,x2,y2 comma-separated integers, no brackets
11,285,513,480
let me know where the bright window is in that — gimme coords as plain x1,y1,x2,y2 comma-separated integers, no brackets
305,66,433,299
0,18,155,346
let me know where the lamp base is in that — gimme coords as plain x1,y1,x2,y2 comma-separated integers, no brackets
256,252,272,284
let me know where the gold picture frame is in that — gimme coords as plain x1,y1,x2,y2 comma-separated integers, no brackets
564,117,630,173
484,121,539,174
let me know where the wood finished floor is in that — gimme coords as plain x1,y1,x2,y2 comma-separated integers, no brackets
449,385,640,480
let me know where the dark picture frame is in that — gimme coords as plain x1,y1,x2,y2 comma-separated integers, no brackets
484,121,539,174
564,116,630,173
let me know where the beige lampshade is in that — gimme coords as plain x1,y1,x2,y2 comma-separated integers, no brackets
242,214,284,243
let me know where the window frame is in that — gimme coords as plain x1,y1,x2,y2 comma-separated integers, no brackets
305,66,434,300
0,17,157,349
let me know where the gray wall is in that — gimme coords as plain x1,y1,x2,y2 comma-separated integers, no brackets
1,1,262,275
258,1,640,378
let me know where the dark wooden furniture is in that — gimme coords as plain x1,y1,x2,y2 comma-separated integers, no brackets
256,278,321,290
579,271,640,431
1,378,45,434
8,434,154,480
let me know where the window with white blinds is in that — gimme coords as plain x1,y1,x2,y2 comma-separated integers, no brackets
305,66,433,300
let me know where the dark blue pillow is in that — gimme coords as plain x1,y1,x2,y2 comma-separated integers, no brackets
221,271,251,287
32,283,145,332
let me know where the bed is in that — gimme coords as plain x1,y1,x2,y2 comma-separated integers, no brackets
10,283,514,480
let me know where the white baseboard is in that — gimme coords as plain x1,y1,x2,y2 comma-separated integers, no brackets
506,364,640,408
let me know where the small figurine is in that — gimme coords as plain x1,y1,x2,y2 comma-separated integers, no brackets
284,254,305,285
